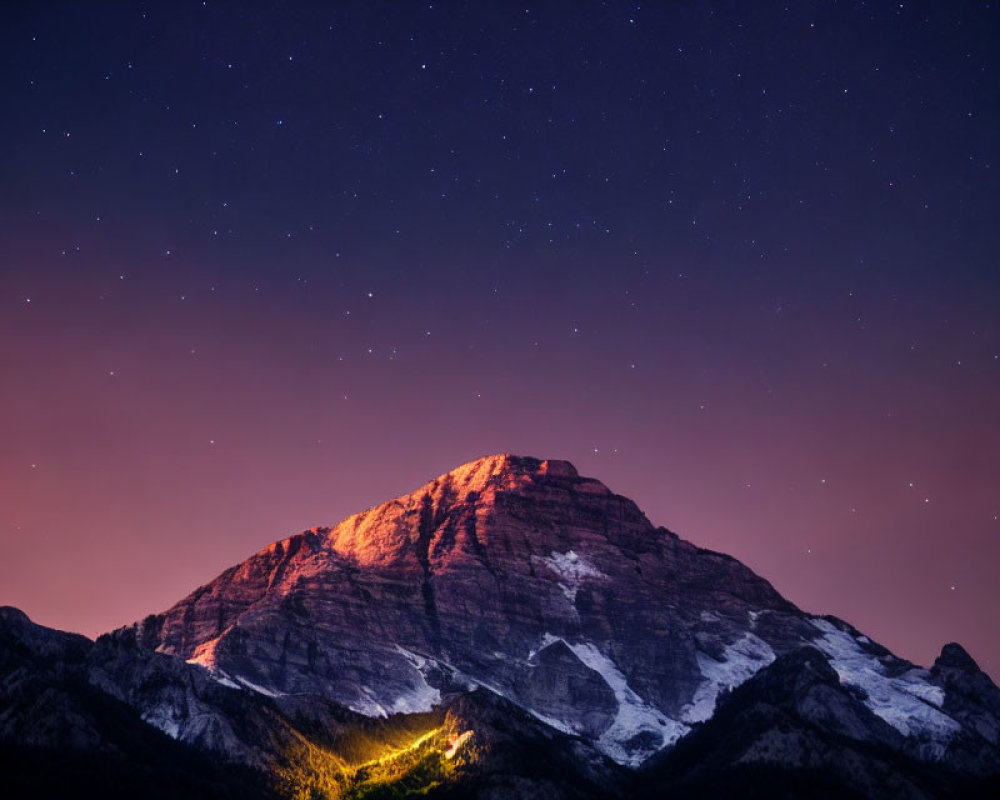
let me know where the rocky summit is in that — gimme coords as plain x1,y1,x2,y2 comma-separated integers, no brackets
133,455,998,768
140,455,801,765
4,454,1000,799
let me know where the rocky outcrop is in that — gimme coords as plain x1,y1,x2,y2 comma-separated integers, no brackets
0,607,280,800
929,643,1000,775
635,647,950,799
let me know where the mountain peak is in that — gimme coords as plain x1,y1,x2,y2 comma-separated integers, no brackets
143,454,801,764
442,453,580,483
415,453,586,500
934,642,982,674
322,453,614,569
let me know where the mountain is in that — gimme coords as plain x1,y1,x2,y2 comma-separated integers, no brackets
634,646,1000,799
0,604,624,800
3,454,1000,798
137,454,807,766
0,606,280,800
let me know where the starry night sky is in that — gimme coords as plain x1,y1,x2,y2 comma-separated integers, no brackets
2,2,999,678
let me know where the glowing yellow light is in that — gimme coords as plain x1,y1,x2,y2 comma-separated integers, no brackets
273,720,477,799
444,730,474,759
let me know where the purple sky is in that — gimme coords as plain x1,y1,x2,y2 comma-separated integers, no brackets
2,2,998,679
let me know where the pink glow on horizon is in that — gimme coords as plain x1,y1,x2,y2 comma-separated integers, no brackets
2,272,998,682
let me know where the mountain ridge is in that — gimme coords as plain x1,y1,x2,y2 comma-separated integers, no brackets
126,454,982,769
4,453,999,798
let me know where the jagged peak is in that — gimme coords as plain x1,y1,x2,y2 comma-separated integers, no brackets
323,454,619,568
337,454,599,531
934,642,982,674
431,453,581,489
420,454,620,505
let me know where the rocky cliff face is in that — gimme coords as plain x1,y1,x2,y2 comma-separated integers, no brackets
635,648,955,800
131,454,988,771
0,607,281,800
634,642,1000,800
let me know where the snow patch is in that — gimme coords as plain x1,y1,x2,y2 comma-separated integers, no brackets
537,551,606,602
212,672,242,690
348,690,390,718
897,672,946,708
141,706,180,740
391,647,443,713
682,632,776,723
235,676,283,698
527,706,578,736
538,634,688,766
346,649,442,717
809,618,960,750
